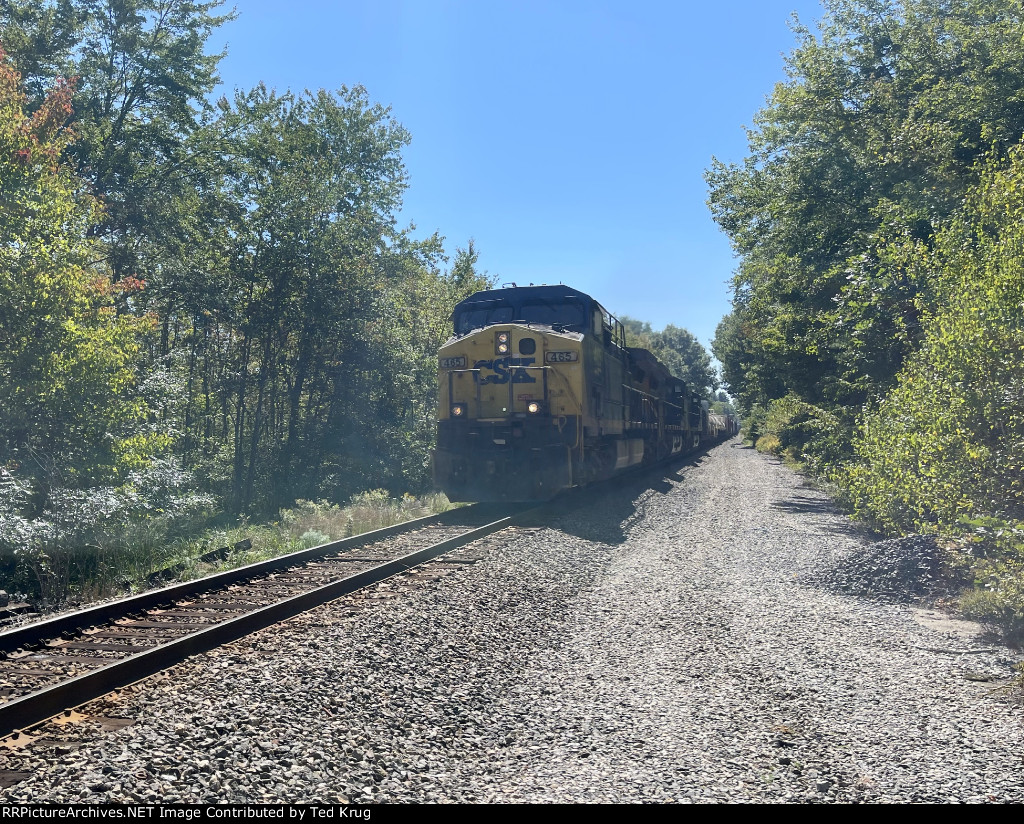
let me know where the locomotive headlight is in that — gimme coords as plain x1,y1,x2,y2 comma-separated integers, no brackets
527,401,542,414
451,403,466,418
495,331,510,355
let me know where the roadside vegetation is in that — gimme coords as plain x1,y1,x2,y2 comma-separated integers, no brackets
709,0,1024,641
0,1,718,609
0,0,485,607
4,488,453,609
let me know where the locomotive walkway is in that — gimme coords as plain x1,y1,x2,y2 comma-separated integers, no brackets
3,441,1022,802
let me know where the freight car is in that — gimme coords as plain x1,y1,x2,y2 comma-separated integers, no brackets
433,284,734,501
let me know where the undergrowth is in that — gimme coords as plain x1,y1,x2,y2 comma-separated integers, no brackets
747,421,1024,646
1,490,453,609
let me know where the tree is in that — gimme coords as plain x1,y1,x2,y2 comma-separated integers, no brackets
0,0,236,281
143,84,486,512
1,0,501,524
841,146,1024,535
708,0,1024,415
657,324,718,397
0,48,157,489
0,48,181,600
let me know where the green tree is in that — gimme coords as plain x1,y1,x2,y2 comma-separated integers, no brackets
147,84,479,512
0,49,159,492
708,0,1024,422
0,0,235,282
841,146,1024,535
370,238,493,492
657,324,718,397
1,1,502,525
0,49,180,600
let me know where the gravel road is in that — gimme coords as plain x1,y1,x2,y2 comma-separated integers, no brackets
4,440,1022,803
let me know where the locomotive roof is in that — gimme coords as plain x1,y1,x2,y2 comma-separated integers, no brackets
628,346,687,389
454,284,599,311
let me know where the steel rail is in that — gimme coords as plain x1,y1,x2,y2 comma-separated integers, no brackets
0,507,536,738
0,505,495,655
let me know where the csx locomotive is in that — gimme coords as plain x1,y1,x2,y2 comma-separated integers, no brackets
433,284,736,501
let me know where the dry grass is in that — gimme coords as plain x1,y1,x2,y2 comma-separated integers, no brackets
23,490,456,607
190,490,455,578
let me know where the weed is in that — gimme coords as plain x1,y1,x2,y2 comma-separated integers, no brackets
960,560,1024,645
2,490,453,609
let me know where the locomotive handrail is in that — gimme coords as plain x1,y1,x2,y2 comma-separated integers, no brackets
543,366,582,435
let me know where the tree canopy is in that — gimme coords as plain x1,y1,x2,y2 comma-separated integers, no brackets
0,3,492,602
709,0,1024,417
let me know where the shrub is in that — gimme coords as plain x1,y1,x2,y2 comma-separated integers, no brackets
837,148,1024,537
299,530,331,548
832,145,1024,637
960,559,1024,644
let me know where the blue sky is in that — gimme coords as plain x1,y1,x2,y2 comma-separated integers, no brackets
213,0,826,354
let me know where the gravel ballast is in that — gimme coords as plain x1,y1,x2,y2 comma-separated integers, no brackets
3,440,1022,803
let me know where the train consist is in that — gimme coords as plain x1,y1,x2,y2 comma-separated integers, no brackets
433,285,738,501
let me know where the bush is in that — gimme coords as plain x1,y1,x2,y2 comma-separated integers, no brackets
747,394,850,471
831,146,1024,637
299,530,332,548
836,148,1024,537
960,559,1024,644
0,458,213,605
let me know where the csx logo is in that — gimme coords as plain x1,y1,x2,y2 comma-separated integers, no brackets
473,357,537,384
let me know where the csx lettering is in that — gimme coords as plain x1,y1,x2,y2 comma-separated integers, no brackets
473,357,537,384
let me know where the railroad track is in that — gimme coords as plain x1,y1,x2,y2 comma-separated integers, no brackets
0,502,545,740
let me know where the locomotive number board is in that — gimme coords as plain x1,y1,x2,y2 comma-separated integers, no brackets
545,351,579,363
439,356,467,368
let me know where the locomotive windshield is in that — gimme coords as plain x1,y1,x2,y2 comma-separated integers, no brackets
453,298,587,335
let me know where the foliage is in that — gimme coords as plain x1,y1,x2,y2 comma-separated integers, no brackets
837,148,1024,537
0,47,139,487
707,0,1024,638
744,393,855,474
0,47,202,602
0,0,495,611
0,1,489,540
1,483,449,606
708,0,1024,416
830,146,1024,639
279,490,452,543
710,397,737,417
145,84,492,512
960,559,1024,644
0,0,236,281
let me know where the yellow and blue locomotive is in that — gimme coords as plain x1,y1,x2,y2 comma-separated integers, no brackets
433,284,717,501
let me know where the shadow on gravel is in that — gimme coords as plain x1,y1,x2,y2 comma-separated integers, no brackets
670,453,710,471
771,494,841,516
551,454,703,545
771,493,870,539
802,534,970,605
555,484,643,545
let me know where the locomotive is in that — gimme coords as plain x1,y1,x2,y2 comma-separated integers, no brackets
433,284,736,501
